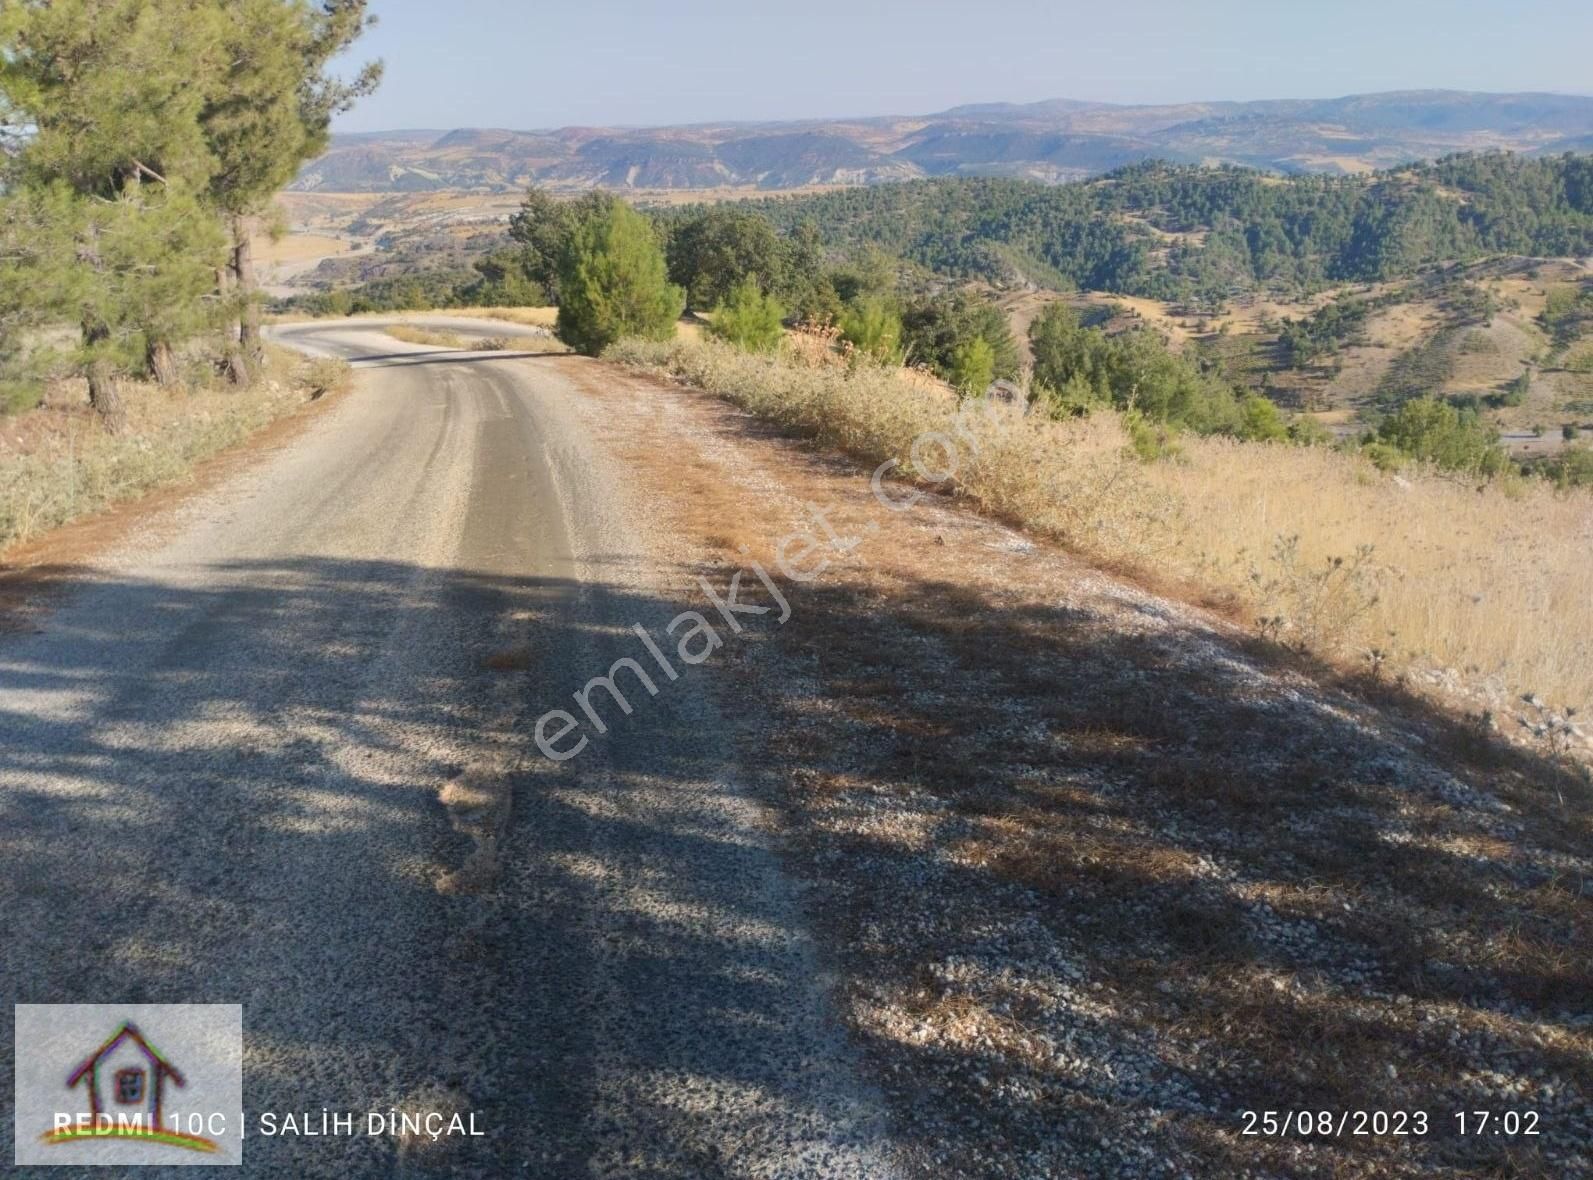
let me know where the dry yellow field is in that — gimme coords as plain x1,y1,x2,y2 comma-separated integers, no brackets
253,231,351,265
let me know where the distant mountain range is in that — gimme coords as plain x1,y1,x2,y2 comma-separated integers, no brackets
294,90,1593,194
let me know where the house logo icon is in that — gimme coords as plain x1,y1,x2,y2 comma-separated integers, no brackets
39,1021,219,1154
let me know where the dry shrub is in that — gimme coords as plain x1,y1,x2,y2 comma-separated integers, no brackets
609,335,1593,715
300,356,350,400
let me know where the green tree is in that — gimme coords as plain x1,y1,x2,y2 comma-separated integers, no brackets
949,337,995,396
666,207,788,312
509,188,613,303
0,0,379,408
199,0,381,379
707,278,785,353
829,246,897,305
1238,394,1288,442
1374,398,1511,477
556,201,684,355
838,296,902,363
0,0,228,419
901,291,1020,381
462,251,545,307
1542,445,1593,488
1286,414,1334,447
1028,302,1095,395
781,219,840,323
1,182,227,425
1029,301,1261,436
0,1,222,196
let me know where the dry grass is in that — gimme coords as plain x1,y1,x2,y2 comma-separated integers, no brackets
251,231,349,266
609,335,1593,724
433,306,558,328
383,324,469,349
433,305,700,343
1158,435,1593,711
0,348,343,554
382,322,573,353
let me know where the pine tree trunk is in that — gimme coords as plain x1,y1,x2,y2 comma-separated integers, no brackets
233,217,263,369
147,338,180,388
83,322,127,432
87,359,125,430
219,260,250,387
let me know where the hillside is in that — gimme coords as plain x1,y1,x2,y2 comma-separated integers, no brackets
699,153,1593,300
269,150,1593,470
297,89,1593,193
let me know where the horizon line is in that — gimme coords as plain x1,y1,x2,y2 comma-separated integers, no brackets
332,85,1593,139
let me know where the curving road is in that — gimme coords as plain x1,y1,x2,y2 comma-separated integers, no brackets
0,320,898,1177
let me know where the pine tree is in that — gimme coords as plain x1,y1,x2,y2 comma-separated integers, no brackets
0,0,227,423
666,207,788,312
556,202,685,356
199,0,381,380
950,337,995,396
707,278,785,353
838,296,902,364
509,189,614,303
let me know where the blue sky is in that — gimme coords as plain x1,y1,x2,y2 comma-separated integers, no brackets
335,0,1593,132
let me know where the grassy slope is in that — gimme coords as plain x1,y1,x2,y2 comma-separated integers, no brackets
610,333,1593,722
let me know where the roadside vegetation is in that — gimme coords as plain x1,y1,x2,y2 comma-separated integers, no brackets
0,0,380,425
0,348,347,552
0,1,379,549
261,165,1593,725
436,167,1593,720
381,321,568,354
245,134,1593,741
383,324,470,349
581,360,1591,1180
610,332,1593,725
295,165,1593,479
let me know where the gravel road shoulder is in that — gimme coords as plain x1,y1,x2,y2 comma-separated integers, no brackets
561,355,1592,1180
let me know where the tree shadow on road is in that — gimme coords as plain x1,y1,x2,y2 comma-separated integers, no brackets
0,558,884,1177
2,553,1588,1178
722,564,1592,1178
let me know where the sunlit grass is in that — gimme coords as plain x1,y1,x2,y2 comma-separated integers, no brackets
611,334,1593,714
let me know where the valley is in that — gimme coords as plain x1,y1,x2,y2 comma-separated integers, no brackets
265,153,1593,463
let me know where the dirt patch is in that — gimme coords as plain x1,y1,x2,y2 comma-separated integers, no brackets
435,765,512,897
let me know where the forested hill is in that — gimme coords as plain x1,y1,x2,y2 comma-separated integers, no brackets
724,153,1593,304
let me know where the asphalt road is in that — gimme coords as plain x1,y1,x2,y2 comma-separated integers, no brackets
0,321,898,1177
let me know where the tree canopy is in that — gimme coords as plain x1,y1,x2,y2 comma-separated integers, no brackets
555,200,684,355
0,0,381,415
